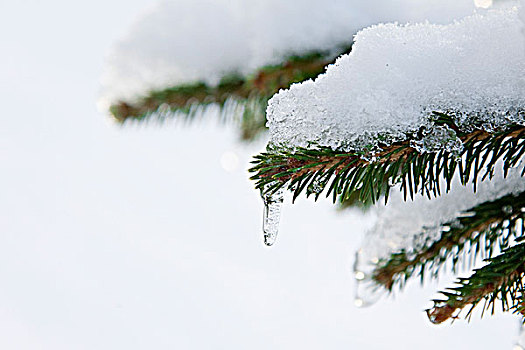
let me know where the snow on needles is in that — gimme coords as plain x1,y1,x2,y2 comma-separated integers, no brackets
100,0,477,104
267,7,525,153
357,161,525,277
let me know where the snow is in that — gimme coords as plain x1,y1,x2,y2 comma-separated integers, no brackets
267,7,525,153
354,161,525,304
99,0,478,105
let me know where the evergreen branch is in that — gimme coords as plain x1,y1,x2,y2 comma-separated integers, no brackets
426,242,525,324
250,118,525,204
109,47,351,140
372,191,525,291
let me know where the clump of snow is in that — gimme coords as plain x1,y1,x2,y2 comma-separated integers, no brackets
267,7,525,153
100,0,478,105
355,161,525,286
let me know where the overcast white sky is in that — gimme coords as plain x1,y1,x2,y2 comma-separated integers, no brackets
0,1,520,349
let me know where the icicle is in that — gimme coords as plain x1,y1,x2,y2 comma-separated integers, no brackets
261,185,284,246
514,320,525,350
352,250,384,307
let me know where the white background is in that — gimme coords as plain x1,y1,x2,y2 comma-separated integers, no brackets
0,1,518,349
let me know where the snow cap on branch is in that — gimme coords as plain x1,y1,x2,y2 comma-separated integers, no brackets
267,7,525,152
100,0,477,105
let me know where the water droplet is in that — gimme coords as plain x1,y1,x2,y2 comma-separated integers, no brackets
261,185,284,246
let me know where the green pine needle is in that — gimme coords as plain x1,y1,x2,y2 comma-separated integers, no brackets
108,46,352,141
250,119,525,205
427,242,525,324
372,191,525,291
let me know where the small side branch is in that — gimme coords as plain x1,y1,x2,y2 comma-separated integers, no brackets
250,120,525,204
108,47,352,141
372,191,525,290
427,242,525,324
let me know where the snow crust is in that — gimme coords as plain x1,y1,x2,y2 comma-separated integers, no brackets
100,0,478,104
267,7,525,152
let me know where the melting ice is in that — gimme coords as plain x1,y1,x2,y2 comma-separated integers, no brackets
261,186,284,246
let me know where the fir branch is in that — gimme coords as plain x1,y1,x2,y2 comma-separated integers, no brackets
108,47,351,140
372,191,525,291
250,118,525,204
426,242,525,324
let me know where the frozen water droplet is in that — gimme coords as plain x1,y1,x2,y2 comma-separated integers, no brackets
261,185,284,246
